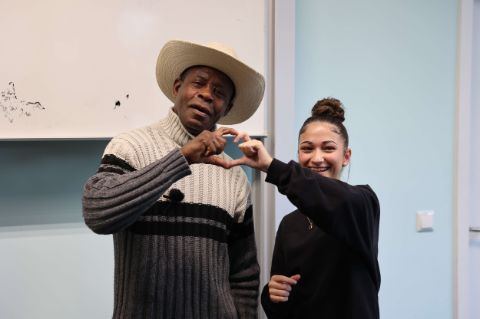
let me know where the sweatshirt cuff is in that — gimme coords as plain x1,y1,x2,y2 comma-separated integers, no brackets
265,158,288,185
260,282,289,318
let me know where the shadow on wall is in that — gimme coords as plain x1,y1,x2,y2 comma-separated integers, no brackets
0,140,109,227
0,138,251,227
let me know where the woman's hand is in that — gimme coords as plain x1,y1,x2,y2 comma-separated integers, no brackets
221,132,273,172
268,274,301,303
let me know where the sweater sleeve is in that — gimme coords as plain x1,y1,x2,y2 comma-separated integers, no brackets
82,140,191,234
265,159,380,260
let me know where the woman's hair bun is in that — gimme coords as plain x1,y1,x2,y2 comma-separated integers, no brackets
311,98,345,123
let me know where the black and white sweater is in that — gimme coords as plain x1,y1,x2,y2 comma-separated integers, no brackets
82,109,259,319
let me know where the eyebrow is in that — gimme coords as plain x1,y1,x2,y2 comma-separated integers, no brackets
195,73,229,89
299,141,313,146
323,140,338,145
193,73,208,81
298,140,338,147
300,140,338,145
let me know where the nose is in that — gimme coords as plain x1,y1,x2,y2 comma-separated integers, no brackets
198,85,214,103
311,149,324,164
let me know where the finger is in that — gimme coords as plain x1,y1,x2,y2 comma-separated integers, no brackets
271,275,298,285
205,156,230,168
270,274,290,282
290,274,301,282
212,137,227,154
238,139,261,150
203,136,224,156
270,295,289,303
222,157,248,168
269,288,291,297
233,131,251,143
269,282,292,292
216,127,238,137
203,145,214,157
238,144,257,157
268,278,291,290
200,137,213,157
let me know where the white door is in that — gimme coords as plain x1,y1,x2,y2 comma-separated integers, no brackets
457,0,480,318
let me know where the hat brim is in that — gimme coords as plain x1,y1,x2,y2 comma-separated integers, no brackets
156,40,265,125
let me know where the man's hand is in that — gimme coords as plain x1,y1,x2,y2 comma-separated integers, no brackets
181,127,238,164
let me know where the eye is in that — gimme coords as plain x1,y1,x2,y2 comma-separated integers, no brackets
323,146,336,152
191,76,207,88
213,87,226,99
192,80,203,87
299,146,313,153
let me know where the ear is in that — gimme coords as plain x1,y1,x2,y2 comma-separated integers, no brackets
342,148,352,167
172,78,182,98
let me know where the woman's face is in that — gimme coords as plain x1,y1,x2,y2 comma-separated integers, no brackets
298,121,351,179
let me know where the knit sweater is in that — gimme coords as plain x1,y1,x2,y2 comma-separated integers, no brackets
260,159,380,319
82,109,259,319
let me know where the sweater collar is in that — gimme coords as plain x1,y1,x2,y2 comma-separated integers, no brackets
158,108,192,146
160,108,217,146
159,108,217,146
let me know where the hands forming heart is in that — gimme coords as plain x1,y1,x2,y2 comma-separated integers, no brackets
180,127,273,172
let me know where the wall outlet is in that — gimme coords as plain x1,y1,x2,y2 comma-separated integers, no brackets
416,210,434,232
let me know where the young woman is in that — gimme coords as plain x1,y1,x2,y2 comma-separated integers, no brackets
229,98,381,318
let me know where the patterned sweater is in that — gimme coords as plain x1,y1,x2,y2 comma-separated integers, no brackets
82,109,259,319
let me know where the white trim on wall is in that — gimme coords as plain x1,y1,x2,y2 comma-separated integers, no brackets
455,0,474,318
251,2,276,318
252,1,296,318
272,0,297,227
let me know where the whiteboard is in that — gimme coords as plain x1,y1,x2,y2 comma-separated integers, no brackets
0,0,267,139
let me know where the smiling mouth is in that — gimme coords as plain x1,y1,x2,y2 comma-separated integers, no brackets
309,167,329,173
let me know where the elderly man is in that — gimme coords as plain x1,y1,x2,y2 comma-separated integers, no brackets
82,40,265,319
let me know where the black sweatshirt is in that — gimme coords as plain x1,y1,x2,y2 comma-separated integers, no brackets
261,159,381,319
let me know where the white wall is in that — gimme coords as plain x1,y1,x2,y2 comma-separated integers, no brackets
288,0,457,318
0,1,461,318
0,225,113,318
0,141,114,318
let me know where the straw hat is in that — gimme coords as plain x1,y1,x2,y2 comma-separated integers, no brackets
156,40,265,125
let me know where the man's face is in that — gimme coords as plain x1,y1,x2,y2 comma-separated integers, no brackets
172,66,235,135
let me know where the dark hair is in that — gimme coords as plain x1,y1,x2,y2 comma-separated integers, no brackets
298,97,349,148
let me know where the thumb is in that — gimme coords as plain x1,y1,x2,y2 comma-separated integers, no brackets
290,274,301,282
222,157,249,169
204,156,229,168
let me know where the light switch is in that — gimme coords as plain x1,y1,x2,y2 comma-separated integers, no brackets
416,210,434,232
